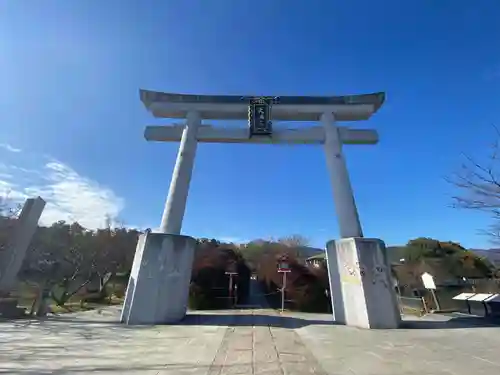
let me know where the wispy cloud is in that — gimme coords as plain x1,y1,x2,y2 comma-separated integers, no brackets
217,236,250,244
0,143,22,153
0,154,125,229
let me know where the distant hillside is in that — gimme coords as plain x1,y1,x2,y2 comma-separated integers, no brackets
305,246,407,263
242,239,323,258
296,246,323,259
471,249,500,267
386,246,408,263
387,244,500,269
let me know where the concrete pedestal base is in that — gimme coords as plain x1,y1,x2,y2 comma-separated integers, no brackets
121,231,196,325
326,238,401,329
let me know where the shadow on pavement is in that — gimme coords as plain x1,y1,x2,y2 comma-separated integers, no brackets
14,310,499,330
23,311,334,329
400,315,500,329
176,313,335,329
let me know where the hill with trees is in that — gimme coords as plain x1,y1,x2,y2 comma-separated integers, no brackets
2,195,500,316
389,237,499,312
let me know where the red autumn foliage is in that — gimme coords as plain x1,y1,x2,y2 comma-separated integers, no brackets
189,239,250,309
255,246,331,312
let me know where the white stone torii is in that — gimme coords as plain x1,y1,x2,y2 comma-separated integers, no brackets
121,90,401,329
145,100,378,238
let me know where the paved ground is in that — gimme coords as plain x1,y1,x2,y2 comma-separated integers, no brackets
298,312,500,375
1,306,500,375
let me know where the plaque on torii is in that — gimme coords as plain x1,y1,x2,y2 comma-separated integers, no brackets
242,96,280,138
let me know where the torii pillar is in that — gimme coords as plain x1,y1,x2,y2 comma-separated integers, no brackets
321,111,400,329
122,90,401,329
121,111,200,325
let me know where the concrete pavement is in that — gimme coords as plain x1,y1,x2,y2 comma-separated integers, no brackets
1,307,500,374
297,312,500,375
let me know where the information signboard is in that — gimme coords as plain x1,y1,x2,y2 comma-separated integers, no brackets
421,272,436,290
278,262,291,273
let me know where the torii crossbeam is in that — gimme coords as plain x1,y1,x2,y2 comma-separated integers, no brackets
145,124,378,145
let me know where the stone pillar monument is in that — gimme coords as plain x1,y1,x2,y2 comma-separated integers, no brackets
0,197,45,318
321,111,400,329
0,197,46,293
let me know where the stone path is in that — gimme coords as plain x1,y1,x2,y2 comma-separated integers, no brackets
208,311,326,375
1,307,500,374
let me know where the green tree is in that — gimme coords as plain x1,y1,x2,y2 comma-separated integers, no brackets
401,237,493,279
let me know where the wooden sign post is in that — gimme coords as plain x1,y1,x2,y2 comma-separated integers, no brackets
225,262,238,308
277,259,291,312
421,272,440,311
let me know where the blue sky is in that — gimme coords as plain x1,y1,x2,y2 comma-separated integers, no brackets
1,0,499,248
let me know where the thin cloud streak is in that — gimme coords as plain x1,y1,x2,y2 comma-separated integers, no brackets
0,155,125,229
0,143,22,153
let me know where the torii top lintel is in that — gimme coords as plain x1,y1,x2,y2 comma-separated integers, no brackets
140,89,385,122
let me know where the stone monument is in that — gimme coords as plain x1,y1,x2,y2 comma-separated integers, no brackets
0,197,46,318
122,90,401,329
0,197,46,293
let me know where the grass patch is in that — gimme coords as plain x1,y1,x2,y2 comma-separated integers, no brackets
401,305,426,316
9,281,125,315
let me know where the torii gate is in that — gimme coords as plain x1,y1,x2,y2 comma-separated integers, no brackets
121,90,401,329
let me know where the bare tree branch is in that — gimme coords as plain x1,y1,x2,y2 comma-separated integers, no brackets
446,125,500,244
